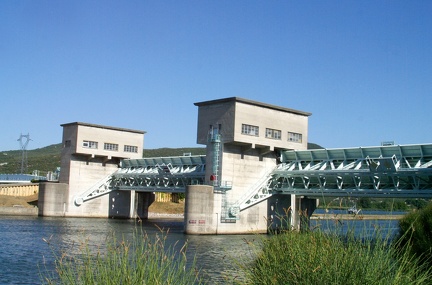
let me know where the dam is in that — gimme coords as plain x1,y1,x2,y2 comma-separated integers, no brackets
38,97,432,234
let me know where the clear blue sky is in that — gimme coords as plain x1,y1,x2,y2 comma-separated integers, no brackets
1,1,431,151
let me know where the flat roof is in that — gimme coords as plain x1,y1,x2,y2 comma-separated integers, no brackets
60,122,146,134
194,97,312,116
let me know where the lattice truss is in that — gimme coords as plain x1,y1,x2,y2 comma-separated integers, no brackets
75,155,206,205
270,144,432,198
112,155,206,191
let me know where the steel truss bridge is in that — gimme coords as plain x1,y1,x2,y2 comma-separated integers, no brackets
75,144,432,214
237,144,432,213
75,155,207,205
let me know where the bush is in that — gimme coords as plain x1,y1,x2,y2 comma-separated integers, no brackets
397,202,432,267
42,229,202,285
239,230,431,285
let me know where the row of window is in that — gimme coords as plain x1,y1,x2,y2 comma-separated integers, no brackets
241,124,303,143
82,140,138,153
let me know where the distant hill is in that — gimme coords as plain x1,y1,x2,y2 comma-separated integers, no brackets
0,144,62,175
0,142,323,174
307,142,324,150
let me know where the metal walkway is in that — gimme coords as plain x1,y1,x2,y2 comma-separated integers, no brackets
235,144,432,213
113,155,206,191
274,143,432,197
75,155,206,205
75,144,432,208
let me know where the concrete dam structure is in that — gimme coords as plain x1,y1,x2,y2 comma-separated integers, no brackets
38,97,432,234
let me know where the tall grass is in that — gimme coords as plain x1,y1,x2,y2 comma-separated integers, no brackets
236,225,431,285
41,229,202,285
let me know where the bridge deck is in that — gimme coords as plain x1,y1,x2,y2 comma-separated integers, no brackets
75,144,432,208
234,144,432,213
273,144,432,198
113,155,206,192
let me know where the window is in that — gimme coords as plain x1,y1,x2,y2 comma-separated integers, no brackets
266,128,281,140
64,140,71,147
124,145,138,153
104,143,118,151
83,140,98,149
288,132,302,143
241,124,259,136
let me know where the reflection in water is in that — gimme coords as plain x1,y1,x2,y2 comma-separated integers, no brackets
0,215,400,284
0,216,255,284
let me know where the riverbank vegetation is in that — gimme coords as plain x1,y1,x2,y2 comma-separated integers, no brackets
234,203,432,285
237,228,431,285
42,229,202,285
41,203,432,284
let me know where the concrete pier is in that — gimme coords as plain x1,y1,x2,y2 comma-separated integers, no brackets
184,185,218,234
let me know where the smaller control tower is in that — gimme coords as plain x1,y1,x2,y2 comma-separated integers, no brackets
38,122,145,218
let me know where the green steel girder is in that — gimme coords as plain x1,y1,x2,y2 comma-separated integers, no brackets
229,144,432,216
75,155,207,205
271,144,432,198
75,144,432,209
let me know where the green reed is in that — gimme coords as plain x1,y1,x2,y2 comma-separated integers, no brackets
233,218,431,285
41,228,202,285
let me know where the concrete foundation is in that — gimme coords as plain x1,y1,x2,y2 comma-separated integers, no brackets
108,190,133,219
267,194,318,232
134,192,155,220
0,207,38,216
267,194,292,231
298,197,318,231
184,185,217,234
38,181,139,219
184,185,269,234
38,182,68,217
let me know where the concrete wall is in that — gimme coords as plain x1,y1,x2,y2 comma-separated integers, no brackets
65,156,120,217
234,102,309,150
184,185,218,234
188,144,279,234
0,207,37,216
38,182,68,216
218,145,276,233
196,100,236,144
267,194,292,231
135,192,155,220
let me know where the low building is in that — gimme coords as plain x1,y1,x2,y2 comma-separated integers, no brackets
39,122,145,218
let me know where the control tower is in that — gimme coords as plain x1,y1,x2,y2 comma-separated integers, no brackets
185,97,311,234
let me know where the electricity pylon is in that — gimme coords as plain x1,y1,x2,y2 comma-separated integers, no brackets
17,133,31,174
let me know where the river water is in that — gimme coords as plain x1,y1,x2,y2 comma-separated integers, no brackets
0,213,401,284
